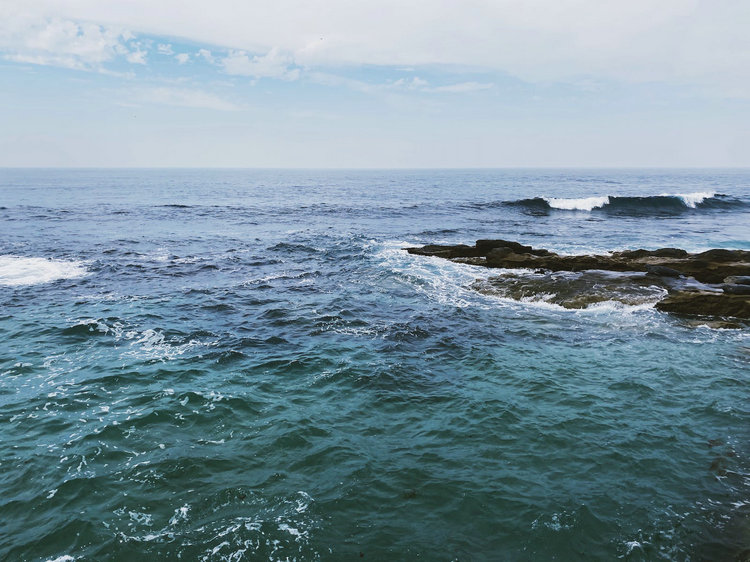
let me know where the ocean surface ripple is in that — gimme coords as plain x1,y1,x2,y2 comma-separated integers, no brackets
1,169,749,561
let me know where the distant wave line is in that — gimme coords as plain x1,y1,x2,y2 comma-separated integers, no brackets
503,192,746,213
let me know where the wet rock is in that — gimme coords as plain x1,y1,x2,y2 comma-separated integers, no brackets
486,247,514,261
646,265,684,278
615,248,687,259
406,244,481,259
472,271,667,309
694,248,743,262
722,284,750,295
476,239,551,256
655,291,750,319
651,248,689,258
406,239,750,319
407,240,750,284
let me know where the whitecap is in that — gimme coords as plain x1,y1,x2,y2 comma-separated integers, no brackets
663,191,716,208
544,196,610,211
0,255,87,287
372,240,497,309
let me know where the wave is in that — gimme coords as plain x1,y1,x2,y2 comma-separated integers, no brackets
0,255,88,287
505,192,747,214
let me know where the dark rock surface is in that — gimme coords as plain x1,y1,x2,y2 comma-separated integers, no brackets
646,265,684,278
724,275,750,285
722,284,750,295
655,291,750,318
406,240,750,320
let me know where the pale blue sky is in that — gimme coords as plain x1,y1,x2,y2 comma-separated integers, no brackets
1,0,749,167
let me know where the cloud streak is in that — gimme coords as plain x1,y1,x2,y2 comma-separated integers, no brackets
221,48,299,81
131,86,242,111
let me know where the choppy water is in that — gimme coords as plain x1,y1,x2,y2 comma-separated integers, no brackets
1,169,749,561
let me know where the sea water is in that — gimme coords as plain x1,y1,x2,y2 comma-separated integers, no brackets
0,169,748,560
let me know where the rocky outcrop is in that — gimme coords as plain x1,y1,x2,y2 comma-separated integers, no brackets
406,240,750,320
655,291,750,318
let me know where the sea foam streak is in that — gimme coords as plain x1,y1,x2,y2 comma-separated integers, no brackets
0,255,87,286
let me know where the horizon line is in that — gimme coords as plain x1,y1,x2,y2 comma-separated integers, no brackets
2,166,750,171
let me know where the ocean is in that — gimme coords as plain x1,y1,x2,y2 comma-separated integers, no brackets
1,168,748,561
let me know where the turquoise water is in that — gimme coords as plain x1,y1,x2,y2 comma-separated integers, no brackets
1,169,749,560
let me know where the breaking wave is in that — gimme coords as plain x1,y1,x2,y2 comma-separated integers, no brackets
505,192,747,214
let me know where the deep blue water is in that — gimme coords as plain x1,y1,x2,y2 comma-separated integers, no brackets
1,169,749,561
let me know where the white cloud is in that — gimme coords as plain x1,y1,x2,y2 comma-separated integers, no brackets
132,86,241,111
2,0,750,95
175,53,189,64
157,43,173,55
126,46,147,64
0,11,156,72
221,48,299,80
0,15,131,70
197,49,214,63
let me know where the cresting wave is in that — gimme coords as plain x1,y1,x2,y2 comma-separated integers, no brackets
505,192,746,213
0,255,88,286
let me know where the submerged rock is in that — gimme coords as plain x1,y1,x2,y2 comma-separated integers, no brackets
472,270,668,309
406,240,750,319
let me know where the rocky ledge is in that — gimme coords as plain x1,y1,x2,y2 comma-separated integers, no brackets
406,239,750,320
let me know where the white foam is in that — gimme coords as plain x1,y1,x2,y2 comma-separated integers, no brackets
664,191,716,208
123,328,209,361
169,504,190,526
372,240,497,309
544,196,610,211
0,255,87,287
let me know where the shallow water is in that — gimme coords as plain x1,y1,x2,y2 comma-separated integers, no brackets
1,169,749,560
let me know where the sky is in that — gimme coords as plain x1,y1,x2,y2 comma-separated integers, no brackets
1,0,749,168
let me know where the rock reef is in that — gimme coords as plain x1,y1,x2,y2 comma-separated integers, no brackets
406,240,750,320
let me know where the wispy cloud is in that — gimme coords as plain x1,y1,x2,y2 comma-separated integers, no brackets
220,48,299,81
132,86,242,111
309,73,492,96
429,81,493,93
